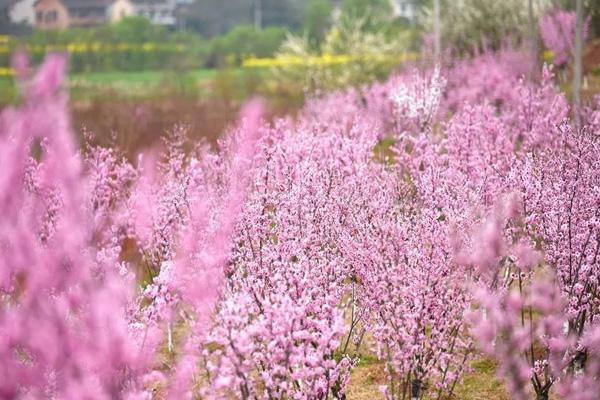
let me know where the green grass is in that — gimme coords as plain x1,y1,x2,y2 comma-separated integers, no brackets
452,357,508,400
68,68,243,99
0,67,267,105
69,68,227,86
345,353,510,400
0,77,16,104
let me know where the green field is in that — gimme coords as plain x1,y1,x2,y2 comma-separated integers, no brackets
69,68,225,86
0,67,263,104
0,77,16,104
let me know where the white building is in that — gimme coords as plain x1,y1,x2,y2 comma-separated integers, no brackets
9,0,36,24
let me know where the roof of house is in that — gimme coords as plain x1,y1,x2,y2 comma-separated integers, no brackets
33,0,114,9
130,0,173,6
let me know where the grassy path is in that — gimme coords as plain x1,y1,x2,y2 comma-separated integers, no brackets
345,355,508,400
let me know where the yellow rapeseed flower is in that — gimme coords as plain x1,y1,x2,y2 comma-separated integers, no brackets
242,52,417,69
142,43,156,52
0,67,14,76
543,50,554,63
90,42,103,52
67,42,88,53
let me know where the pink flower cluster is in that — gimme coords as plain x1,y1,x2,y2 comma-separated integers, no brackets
1,44,598,400
0,55,147,399
540,9,589,68
451,70,600,400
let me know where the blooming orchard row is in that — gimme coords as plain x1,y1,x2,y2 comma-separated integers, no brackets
0,45,598,399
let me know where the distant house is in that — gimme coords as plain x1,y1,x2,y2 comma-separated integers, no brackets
33,0,132,29
33,0,68,29
31,0,192,29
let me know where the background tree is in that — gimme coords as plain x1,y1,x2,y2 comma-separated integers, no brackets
586,0,600,37
108,16,168,43
574,0,583,122
179,0,252,37
0,5,10,35
557,0,600,37
433,0,440,61
208,25,286,66
420,0,552,54
304,0,334,49
261,0,304,31
180,0,304,37
340,0,393,32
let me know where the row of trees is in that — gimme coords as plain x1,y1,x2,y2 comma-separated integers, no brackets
179,0,423,38
191,0,598,58
1,36,599,399
1,18,287,72
2,0,424,73
422,0,600,55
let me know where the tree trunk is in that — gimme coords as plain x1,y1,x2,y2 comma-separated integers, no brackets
573,0,584,126
254,0,262,30
528,0,539,76
433,0,441,63
411,378,422,400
